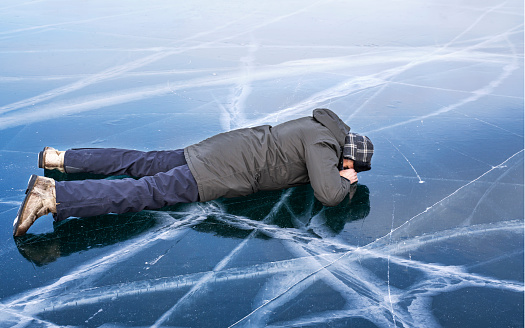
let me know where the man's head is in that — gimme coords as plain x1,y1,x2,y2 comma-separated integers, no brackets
343,133,374,172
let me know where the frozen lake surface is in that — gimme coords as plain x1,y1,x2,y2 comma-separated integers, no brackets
0,0,523,327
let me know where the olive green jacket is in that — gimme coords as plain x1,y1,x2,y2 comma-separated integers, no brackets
184,108,352,206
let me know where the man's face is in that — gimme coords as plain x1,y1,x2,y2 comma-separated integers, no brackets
342,158,354,170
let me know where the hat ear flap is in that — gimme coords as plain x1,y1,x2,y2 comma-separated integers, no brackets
354,161,371,173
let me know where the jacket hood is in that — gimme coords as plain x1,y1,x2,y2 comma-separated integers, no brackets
312,108,350,147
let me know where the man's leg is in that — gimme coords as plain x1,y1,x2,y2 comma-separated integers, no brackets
63,148,187,177
54,164,199,221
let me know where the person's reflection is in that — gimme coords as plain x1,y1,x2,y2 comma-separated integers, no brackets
194,183,371,238
321,183,370,234
16,184,370,266
15,212,157,266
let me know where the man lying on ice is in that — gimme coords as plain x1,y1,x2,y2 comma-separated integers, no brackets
13,108,373,236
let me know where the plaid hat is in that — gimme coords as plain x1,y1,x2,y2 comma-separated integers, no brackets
343,133,374,172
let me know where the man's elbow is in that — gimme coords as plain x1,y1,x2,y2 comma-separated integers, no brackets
316,190,346,207
312,179,352,207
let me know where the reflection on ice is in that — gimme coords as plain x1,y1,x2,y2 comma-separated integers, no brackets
0,0,523,327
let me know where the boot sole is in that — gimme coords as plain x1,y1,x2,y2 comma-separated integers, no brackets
38,147,50,169
13,175,38,237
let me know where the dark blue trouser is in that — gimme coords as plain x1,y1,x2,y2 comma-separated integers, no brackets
55,148,199,221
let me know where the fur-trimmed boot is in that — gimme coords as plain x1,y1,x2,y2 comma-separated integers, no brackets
13,175,57,236
38,147,65,172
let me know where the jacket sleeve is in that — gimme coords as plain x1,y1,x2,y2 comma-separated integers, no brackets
304,142,352,206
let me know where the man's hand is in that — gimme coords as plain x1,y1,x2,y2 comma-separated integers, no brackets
339,169,358,184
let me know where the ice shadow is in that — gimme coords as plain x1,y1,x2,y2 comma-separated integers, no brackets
14,211,158,266
195,183,371,237
15,181,370,267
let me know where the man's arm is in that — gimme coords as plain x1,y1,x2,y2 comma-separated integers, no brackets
304,142,352,206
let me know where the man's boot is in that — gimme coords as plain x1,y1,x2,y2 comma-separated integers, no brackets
13,175,57,236
38,147,65,172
